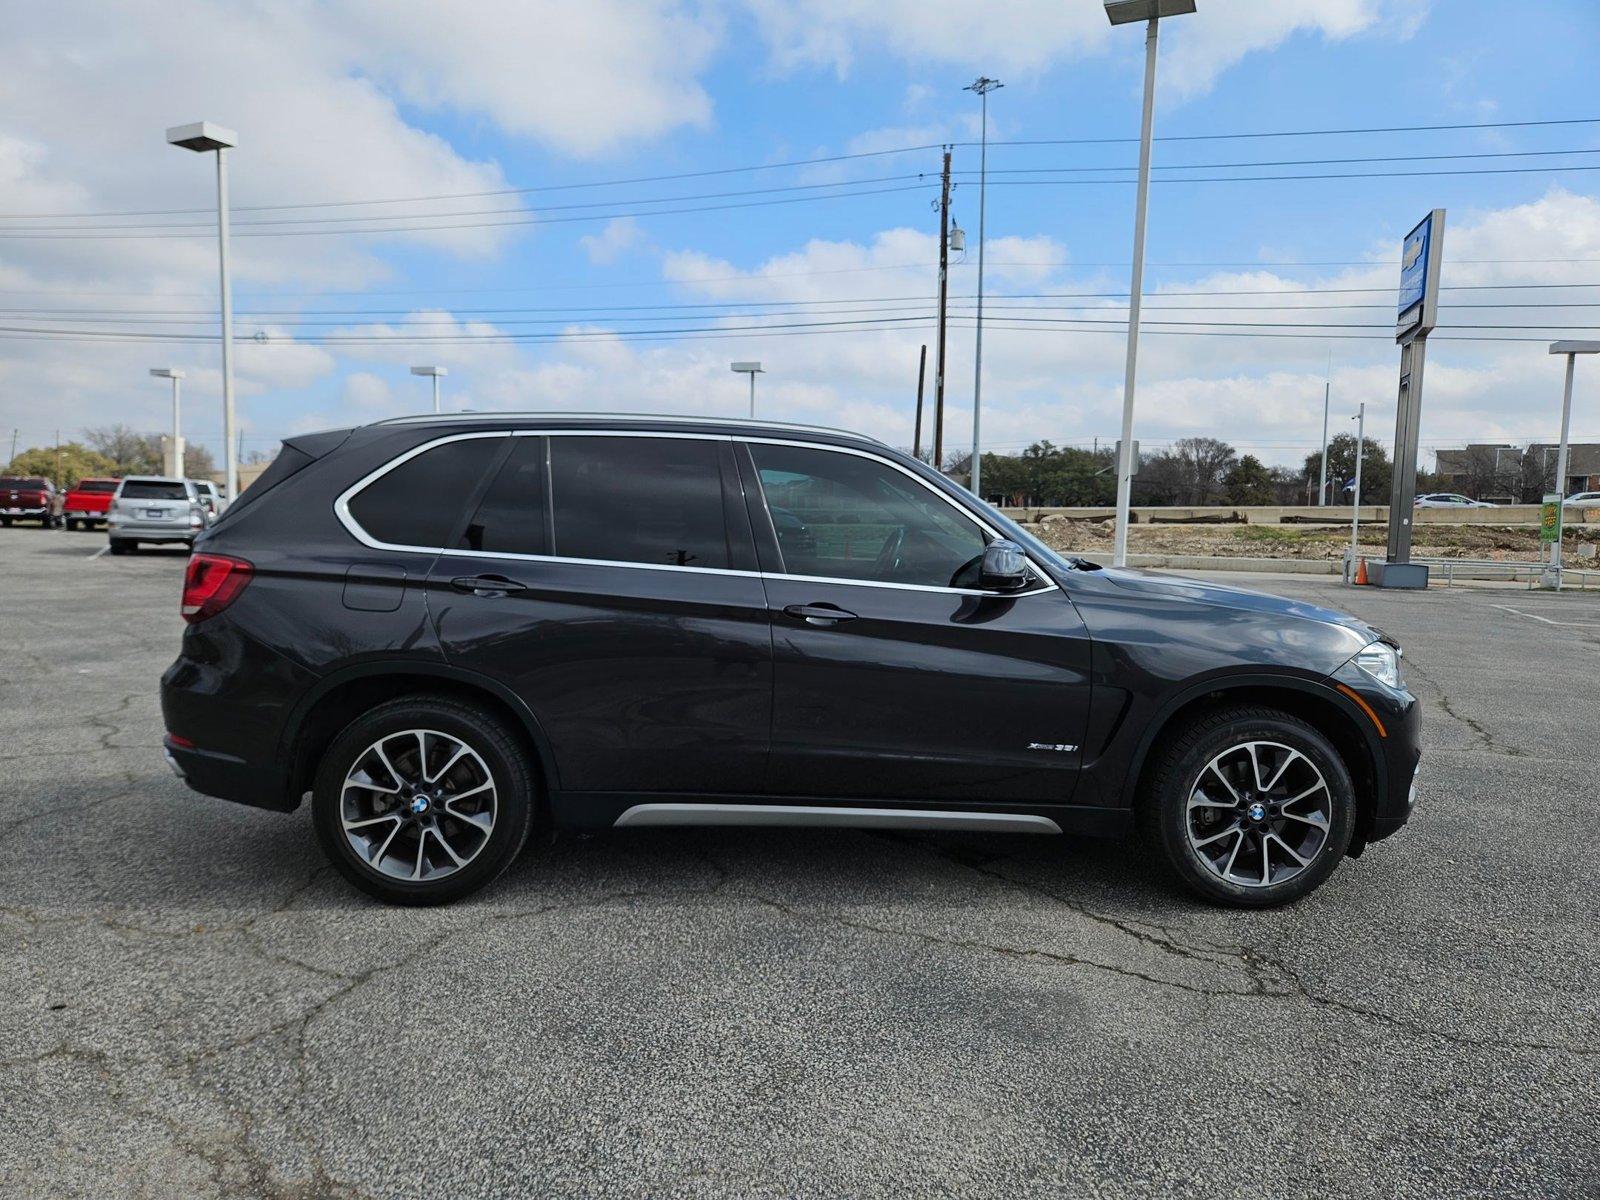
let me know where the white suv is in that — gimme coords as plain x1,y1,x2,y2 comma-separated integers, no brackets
106,476,208,554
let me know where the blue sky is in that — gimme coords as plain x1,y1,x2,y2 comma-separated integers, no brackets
2,0,1599,471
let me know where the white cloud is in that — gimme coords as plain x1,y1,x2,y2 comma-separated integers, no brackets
740,0,1405,94
579,217,646,265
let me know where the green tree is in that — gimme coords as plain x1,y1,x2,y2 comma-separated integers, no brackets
1223,455,1276,505
4,442,117,489
83,424,162,475
1305,434,1391,504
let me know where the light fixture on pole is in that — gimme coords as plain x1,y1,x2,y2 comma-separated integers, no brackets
1544,340,1599,589
166,121,238,501
731,362,764,418
1104,0,1196,566
149,369,186,477
965,76,1002,501
410,365,448,413
1348,402,1365,571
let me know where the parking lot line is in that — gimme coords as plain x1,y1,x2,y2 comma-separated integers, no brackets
1489,603,1600,628
86,544,109,559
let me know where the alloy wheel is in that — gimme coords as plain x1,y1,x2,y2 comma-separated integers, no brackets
340,728,497,882
1185,740,1332,889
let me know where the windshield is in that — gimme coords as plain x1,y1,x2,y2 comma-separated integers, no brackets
120,481,189,500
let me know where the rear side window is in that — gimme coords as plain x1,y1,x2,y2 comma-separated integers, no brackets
348,436,505,547
459,436,548,556
550,436,729,569
0,477,47,490
121,481,189,500
76,480,118,494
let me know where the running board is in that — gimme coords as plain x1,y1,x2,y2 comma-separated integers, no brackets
611,803,1062,835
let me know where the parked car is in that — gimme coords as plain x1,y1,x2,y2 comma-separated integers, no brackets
106,476,208,553
62,477,121,530
161,415,1421,908
189,479,224,523
0,475,63,528
1414,493,1496,508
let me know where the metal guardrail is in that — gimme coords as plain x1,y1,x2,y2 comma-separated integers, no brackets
1411,556,1600,589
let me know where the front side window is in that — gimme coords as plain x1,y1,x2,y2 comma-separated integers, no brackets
748,443,989,588
550,436,730,570
347,436,506,547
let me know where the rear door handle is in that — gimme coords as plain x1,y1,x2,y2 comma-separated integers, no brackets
782,603,857,626
450,574,527,598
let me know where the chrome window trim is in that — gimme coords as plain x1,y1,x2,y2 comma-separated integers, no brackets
333,428,1059,598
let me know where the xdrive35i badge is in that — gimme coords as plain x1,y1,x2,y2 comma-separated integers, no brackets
1026,742,1078,753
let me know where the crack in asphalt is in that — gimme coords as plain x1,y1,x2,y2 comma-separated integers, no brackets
740,889,1598,1060
1402,658,1525,757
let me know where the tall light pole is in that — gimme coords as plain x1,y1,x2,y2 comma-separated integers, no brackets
1318,366,1331,505
1544,341,1599,589
149,369,186,477
965,76,1002,500
1104,0,1196,566
166,122,238,501
410,365,447,413
731,362,764,418
1349,402,1365,566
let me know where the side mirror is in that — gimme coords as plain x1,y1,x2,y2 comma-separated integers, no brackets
979,539,1029,592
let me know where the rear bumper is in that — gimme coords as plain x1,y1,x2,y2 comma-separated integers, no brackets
162,735,297,813
1,506,48,517
110,523,197,541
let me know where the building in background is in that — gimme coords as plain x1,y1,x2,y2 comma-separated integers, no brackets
1434,442,1600,502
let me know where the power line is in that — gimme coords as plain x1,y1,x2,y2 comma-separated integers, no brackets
4,114,1595,221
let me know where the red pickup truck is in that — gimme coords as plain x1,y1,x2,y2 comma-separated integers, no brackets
63,477,122,530
0,476,63,528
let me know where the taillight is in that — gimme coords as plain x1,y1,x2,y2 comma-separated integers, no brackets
182,553,253,623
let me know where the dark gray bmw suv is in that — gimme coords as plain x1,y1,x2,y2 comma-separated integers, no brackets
161,414,1420,906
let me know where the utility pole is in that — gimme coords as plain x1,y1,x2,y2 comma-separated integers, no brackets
933,147,953,473
1318,374,1331,505
8,428,16,466
913,344,927,461
54,429,62,489
966,77,1002,499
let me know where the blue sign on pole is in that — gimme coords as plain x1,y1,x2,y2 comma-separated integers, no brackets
1397,209,1443,340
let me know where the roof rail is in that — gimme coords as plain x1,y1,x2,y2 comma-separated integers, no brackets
366,410,887,445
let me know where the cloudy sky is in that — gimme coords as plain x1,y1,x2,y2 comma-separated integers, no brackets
2,0,1598,471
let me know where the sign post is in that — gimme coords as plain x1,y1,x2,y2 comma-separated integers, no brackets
1380,209,1445,589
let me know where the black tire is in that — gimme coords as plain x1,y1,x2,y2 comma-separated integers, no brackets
108,539,134,555
1137,705,1355,908
0,517,11,527
313,696,537,905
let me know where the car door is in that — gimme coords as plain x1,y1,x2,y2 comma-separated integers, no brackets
738,439,1094,805
427,431,772,797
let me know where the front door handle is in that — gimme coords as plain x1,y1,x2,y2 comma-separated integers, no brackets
782,602,857,626
450,574,527,598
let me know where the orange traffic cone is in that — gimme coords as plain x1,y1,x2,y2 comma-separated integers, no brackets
1353,557,1369,586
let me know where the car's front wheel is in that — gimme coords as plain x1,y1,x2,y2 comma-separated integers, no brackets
1140,705,1355,907
312,696,537,905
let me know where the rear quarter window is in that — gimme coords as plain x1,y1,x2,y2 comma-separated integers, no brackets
346,436,507,548
120,481,190,500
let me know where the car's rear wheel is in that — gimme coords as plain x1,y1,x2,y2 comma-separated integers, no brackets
1139,705,1355,907
312,696,537,905
108,539,134,555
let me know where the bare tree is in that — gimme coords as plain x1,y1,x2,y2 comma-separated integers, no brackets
82,425,161,475
1171,437,1238,504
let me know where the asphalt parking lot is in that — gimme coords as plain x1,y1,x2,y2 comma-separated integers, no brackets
1,523,1595,1199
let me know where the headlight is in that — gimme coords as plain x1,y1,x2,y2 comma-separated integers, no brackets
1353,642,1402,689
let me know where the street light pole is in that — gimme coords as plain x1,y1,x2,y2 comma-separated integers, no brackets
410,366,448,413
731,362,764,417
1349,402,1365,565
167,122,239,500
1545,340,1600,588
150,369,186,477
965,77,1002,500
1319,376,1331,505
1104,0,1195,567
